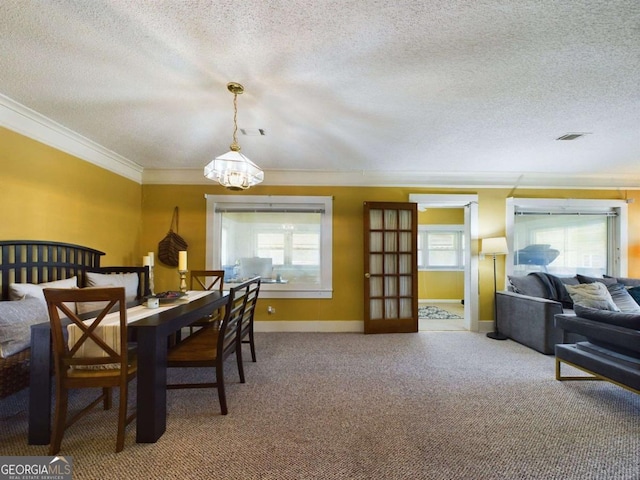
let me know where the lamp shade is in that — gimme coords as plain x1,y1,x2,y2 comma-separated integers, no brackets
204,150,264,191
481,237,508,255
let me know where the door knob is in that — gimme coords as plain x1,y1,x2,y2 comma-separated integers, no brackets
364,273,370,278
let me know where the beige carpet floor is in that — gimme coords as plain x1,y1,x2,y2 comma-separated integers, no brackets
1,332,639,479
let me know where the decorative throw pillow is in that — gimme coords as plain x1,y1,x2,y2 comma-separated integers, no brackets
565,282,620,311
627,286,640,307
0,298,49,358
78,272,138,315
576,274,617,286
607,283,640,313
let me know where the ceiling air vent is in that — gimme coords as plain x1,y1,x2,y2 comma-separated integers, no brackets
240,128,266,136
556,133,589,141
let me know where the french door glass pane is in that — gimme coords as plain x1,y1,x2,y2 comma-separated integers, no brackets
370,254,383,274
384,232,398,250
399,232,412,252
398,210,411,229
384,254,397,274
385,277,397,296
399,254,412,274
399,277,411,296
370,210,383,229
370,277,383,296
370,232,383,252
384,210,397,229
385,298,398,318
399,298,412,317
370,299,383,319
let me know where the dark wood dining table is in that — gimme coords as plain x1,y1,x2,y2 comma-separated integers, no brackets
28,290,229,445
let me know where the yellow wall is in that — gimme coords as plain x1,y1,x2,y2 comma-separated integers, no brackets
143,185,640,322
4,128,640,324
0,128,142,265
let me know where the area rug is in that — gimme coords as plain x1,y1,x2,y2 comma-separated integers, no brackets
418,305,463,319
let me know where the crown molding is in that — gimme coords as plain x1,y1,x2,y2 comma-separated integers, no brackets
0,94,143,183
143,168,640,190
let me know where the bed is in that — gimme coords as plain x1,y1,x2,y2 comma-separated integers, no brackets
0,240,150,399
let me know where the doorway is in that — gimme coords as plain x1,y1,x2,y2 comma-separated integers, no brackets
409,194,479,332
415,207,465,331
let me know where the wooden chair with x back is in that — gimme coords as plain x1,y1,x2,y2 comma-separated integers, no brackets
166,278,254,415
188,270,225,333
43,286,137,454
236,277,261,381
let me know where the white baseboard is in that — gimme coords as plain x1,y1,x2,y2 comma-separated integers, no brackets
419,299,463,304
255,320,363,333
254,320,492,334
478,320,494,333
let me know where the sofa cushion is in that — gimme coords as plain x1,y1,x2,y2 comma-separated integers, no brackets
607,283,640,313
576,274,617,286
573,304,640,330
565,283,620,311
573,304,640,359
0,298,49,358
507,275,547,297
604,275,640,288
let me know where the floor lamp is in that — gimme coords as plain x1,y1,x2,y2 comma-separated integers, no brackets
482,237,509,340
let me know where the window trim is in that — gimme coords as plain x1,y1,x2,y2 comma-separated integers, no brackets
505,198,628,277
205,195,333,299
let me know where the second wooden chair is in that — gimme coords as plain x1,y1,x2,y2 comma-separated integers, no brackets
236,277,261,382
187,270,225,335
166,278,254,415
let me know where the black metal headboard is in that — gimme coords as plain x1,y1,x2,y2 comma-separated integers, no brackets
0,240,105,301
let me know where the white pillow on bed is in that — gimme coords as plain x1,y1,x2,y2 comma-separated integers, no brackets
0,298,49,358
9,277,78,314
84,272,138,301
76,272,139,315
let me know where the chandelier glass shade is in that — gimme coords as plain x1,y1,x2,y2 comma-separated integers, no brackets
204,82,264,190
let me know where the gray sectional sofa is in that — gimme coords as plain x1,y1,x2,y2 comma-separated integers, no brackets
496,273,640,354
555,305,640,394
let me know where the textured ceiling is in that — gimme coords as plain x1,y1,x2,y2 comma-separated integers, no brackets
1,0,639,186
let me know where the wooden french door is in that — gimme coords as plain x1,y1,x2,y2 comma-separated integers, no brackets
363,202,418,334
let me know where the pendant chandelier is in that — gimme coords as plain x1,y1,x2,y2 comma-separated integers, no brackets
204,82,264,190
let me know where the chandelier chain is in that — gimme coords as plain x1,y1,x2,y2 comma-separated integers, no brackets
231,93,239,150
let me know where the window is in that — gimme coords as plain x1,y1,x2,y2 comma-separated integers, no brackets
206,195,333,299
418,225,465,270
506,198,628,277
